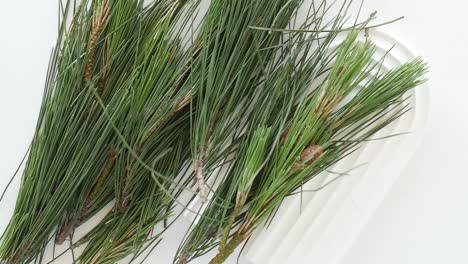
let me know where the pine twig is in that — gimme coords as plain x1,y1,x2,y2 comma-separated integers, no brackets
80,148,119,219
55,218,76,245
209,232,247,264
10,241,31,264
194,158,208,203
84,0,110,83
218,205,239,252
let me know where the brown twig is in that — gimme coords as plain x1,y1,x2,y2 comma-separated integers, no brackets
84,0,110,83
119,169,131,211
80,148,119,220
176,251,190,264
97,42,111,95
10,241,31,264
55,218,76,245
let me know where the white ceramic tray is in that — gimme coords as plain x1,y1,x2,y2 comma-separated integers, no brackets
243,29,430,264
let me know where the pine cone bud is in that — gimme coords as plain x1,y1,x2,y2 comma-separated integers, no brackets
291,145,323,172
280,128,290,145
300,145,323,166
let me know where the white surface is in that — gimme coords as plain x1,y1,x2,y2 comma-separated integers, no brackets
1,1,468,264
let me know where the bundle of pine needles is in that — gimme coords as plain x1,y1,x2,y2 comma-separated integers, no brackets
0,0,427,264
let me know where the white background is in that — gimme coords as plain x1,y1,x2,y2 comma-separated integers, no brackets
1,1,467,263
